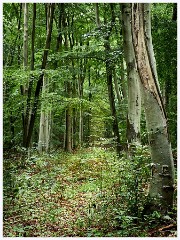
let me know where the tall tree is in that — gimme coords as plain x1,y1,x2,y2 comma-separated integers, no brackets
95,3,122,153
21,3,29,146
121,3,141,145
62,4,72,152
131,3,175,211
25,3,55,148
38,4,52,153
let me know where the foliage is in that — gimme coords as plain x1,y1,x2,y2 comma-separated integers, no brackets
3,147,176,237
152,3,177,149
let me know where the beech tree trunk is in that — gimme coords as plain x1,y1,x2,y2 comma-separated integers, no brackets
122,3,141,144
131,3,175,211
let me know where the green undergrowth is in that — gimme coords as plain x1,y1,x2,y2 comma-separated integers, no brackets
3,146,177,237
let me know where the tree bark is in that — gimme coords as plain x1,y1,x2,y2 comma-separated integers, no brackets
23,3,28,70
38,75,51,153
113,68,122,104
37,4,52,153
22,3,29,147
122,3,141,144
95,3,122,153
31,3,36,71
131,3,175,211
87,65,92,145
62,5,72,152
95,3,100,28
25,3,55,148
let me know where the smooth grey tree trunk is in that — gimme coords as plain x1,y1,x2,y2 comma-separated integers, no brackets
131,3,175,211
38,76,51,153
122,3,141,144
113,68,122,104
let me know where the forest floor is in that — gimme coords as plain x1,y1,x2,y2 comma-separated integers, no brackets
3,147,177,237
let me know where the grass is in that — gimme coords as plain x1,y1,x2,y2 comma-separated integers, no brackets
3,147,177,237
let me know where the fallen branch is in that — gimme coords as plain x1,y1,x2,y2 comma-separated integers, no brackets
159,224,176,231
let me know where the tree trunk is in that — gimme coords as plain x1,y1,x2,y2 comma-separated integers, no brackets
31,3,36,71
38,75,51,153
62,5,72,152
17,3,22,66
22,3,29,147
23,3,28,70
131,3,175,211
25,3,55,148
113,68,122,104
87,65,92,145
65,80,72,152
24,3,36,147
95,3,122,153
38,4,52,154
95,3,100,27
122,3,141,144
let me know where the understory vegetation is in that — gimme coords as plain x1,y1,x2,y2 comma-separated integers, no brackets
3,146,177,237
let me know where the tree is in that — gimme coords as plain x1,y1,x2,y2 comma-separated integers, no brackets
25,3,55,148
95,3,122,153
121,3,141,145
38,4,53,153
131,3,175,211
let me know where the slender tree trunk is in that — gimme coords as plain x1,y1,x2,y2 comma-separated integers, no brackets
23,3,28,70
62,5,72,152
31,3,36,71
77,39,87,148
87,65,92,145
17,3,22,66
95,3,122,153
38,75,51,153
95,3,100,27
23,3,36,148
113,68,122,104
71,57,78,149
105,47,121,153
131,3,175,211
38,4,52,153
65,80,72,152
78,58,85,148
22,3,29,147
25,3,55,148
122,3,141,144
